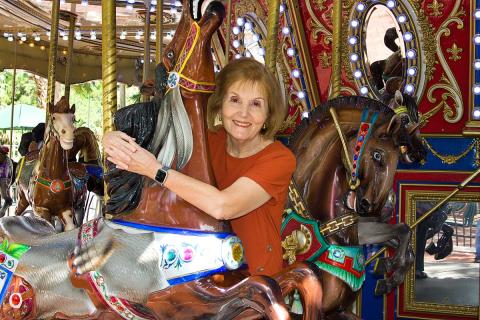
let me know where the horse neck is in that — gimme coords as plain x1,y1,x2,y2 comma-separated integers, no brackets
178,89,215,184
293,122,354,223
38,132,68,179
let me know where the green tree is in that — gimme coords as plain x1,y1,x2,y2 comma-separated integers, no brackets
0,70,38,106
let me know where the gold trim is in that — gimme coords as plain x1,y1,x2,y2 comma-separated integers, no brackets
427,0,465,123
330,0,342,99
401,188,480,317
287,0,321,107
265,0,280,73
426,0,445,18
422,138,477,164
446,43,463,61
47,0,60,107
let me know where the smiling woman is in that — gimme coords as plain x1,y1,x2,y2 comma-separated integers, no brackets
103,57,295,276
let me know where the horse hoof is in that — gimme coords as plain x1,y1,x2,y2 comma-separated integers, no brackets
425,242,437,255
373,257,388,275
374,279,388,296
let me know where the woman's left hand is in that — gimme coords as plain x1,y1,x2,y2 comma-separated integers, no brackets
106,140,159,179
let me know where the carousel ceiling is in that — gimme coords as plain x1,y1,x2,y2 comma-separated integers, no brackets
0,0,188,84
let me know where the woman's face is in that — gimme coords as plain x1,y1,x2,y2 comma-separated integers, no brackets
221,80,268,144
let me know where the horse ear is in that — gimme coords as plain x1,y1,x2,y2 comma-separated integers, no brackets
386,114,402,137
70,104,76,114
198,1,225,36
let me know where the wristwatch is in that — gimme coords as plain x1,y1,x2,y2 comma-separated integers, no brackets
155,165,170,186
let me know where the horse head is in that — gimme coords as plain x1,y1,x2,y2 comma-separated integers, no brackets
47,96,76,150
157,0,224,98
290,96,425,221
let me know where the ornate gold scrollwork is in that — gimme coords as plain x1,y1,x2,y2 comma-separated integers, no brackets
426,0,445,18
422,138,478,165
446,43,463,61
281,224,313,265
305,0,332,44
426,0,465,123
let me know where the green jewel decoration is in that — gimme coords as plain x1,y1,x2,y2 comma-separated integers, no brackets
0,239,30,259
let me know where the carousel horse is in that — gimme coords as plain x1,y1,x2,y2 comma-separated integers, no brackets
0,1,320,319
14,97,78,231
0,146,13,217
369,27,405,91
16,124,103,229
281,95,425,319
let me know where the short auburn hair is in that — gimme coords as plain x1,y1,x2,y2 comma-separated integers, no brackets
206,58,286,140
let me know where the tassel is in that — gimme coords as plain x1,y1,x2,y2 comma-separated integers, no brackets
290,290,303,315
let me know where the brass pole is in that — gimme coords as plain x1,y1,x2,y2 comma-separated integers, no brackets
142,0,151,102
224,0,232,65
330,0,342,99
102,0,117,204
156,0,164,63
61,11,77,102
47,0,61,109
366,167,480,265
265,0,280,74
9,39,17,159
102,0,117,134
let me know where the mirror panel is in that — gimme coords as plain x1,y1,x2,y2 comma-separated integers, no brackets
400,185,480,319
348,0,426,102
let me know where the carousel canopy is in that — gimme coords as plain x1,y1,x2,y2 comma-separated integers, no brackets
0,0,184,84
0,104,45,129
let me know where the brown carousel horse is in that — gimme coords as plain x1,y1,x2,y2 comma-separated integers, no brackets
0,1,319,319
14,97,78,231
281,95,424,319
15,121,102,229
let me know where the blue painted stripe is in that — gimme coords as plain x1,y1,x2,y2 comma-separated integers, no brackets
111,219,233,239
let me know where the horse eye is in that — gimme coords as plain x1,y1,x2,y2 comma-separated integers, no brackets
372,151,382,162
52,116,56,121
167,51,174,59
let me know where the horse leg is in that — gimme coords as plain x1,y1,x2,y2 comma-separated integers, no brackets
325,310,361,320
147,275,290,320
15,187,29,216
60,209,76,231
358,221,414,295
272,262,323,320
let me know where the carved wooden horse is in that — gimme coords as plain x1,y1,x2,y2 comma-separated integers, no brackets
14,97,77,231
0,1,319,319
282,96,425,319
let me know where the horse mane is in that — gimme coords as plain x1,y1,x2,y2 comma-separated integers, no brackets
289,96,394,148
49,96,75,114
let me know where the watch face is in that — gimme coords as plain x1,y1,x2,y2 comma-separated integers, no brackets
155,169,167,184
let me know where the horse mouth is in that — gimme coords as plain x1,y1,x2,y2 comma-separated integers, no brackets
61,139,74,150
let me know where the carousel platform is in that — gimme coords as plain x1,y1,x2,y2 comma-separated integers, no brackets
415,248,479,306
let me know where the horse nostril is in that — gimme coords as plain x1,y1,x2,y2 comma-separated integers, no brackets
360,199,371,211
61,129,66,134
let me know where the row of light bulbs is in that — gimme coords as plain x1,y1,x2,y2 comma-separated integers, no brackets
2,30,175,42
472,9,480,119
231,3,307,105
349,0,418,97
33,0,183,11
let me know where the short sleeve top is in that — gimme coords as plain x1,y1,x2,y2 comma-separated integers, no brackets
208,128,296,276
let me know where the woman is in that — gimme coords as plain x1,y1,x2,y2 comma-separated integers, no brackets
104,58,295,276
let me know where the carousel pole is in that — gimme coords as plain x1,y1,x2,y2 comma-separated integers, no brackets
330,0,342,99
8,38,17,158
224,0,232,65
102,0,117,201
265,0,280,74
61,11,77,103
47,0,61,109
142,0,152,102
156,0,163,64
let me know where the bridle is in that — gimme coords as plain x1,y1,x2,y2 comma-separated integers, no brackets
166,21,216,94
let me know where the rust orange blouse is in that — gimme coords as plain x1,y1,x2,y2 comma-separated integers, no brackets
208,128,296,276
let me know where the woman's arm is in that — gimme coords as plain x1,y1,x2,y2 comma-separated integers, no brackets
104,131,271,220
